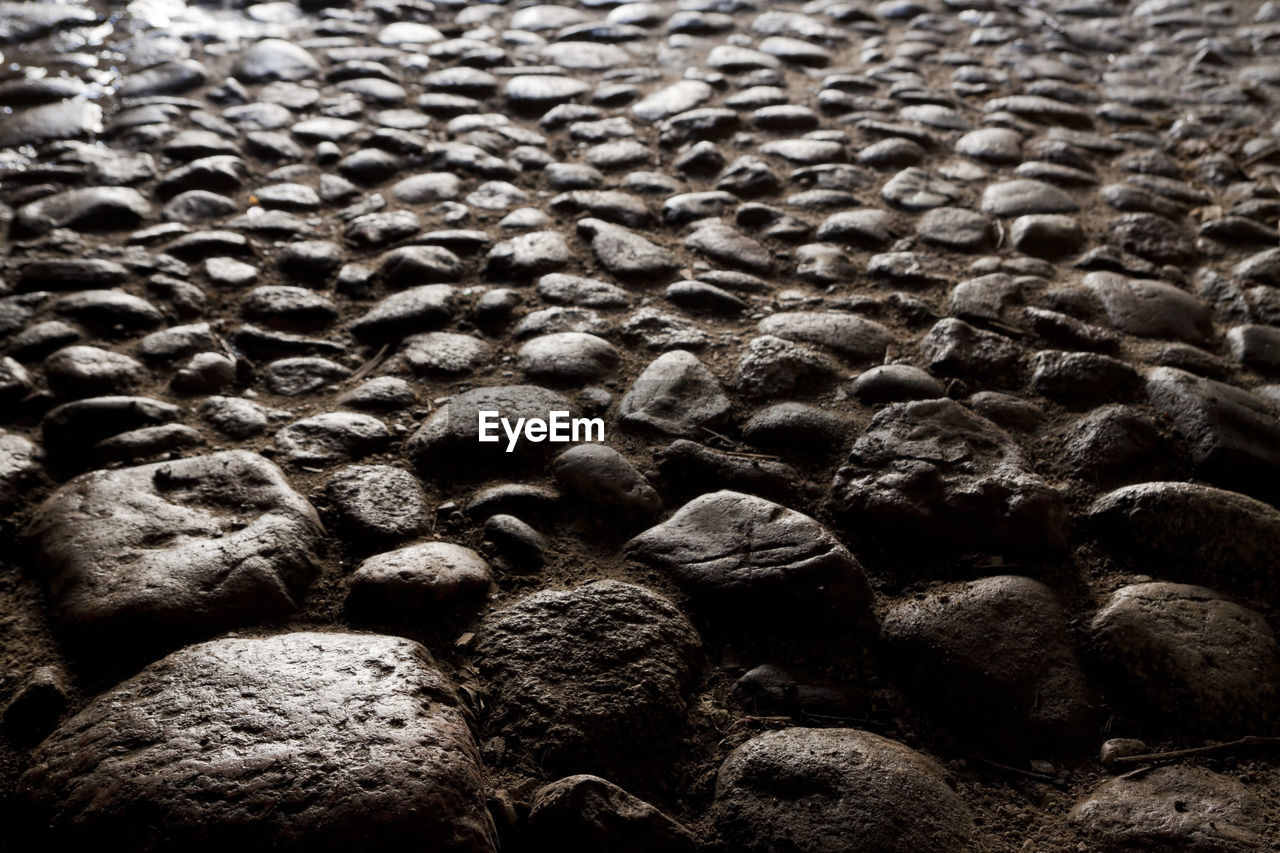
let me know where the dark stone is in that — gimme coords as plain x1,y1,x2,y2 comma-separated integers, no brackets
1070,767,1263,852
1088,481,1280,594
626,490,870,626
346,542,491,626
527,775,697,853
1145,366,1280,494
408,385,577,472
1062,406,1173,486
713,728,972,853
1030,350,1141,403
326,465,427,544
273,413,390,466
881,575,1095,752
474,581,702,781
831,398,1069,552
23,451,323,654
1091,583,1280,735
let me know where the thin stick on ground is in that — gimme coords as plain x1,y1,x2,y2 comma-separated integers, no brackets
971,757,1063,785
1109,735,1280,767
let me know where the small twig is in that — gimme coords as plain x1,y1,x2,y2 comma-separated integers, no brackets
348,344,390,384
972,756,1062,785
1242,146,1280,168
720,449,783,461
800,712,873,724
1110,735,1280,767
699,425,740,447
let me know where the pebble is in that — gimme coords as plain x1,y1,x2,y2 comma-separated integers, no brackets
627,490,869,626
273,412,390,466
326,464,427,543
758,311,890,362
0,432,42,509
42,346,145,398
552,444,661,521
1062,405,1171,486
517,332,620,383
14,187,152,237
1010,214,1085,257
1084,272,1212,344
734,334,842,400
1070,766,1263,852
618,350,730,436
482,514,548,572
1145,366,1280,493
850,363,946,403
399,332,492,377
577,218,678,280
831,398,1069,552
348,285,456,344
408,385,576,472
922,317,1021,380
981,179,1080,216
917,206,995,251
527,775,697,853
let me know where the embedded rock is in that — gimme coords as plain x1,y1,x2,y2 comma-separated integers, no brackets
23,451,323,652
474,580,702,780
831,398,1069,552
17,633,497,852
713,728,972,853
626,490,870,625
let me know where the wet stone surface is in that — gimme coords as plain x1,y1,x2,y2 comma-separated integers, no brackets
4,0,1280,849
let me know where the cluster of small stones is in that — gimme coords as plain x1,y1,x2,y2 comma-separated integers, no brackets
4,0,1280,849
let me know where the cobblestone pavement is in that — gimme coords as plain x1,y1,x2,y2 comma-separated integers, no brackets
3,0,1280,849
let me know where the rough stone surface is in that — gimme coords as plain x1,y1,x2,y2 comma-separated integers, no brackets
713,728,973,853
831,399,1069,552
881,575,1094,750
527,775,697,853
474,581,701,779
6,0,1280,845
619,350,730,436
627,490,870,625
1145,367,1280,494
1070,766,1263,852
17,633,497,852
24,451,323,652
1091,582,1280,734
325,464,426,543
1088,481,1280,591
347,542,491,625
408,385,576,471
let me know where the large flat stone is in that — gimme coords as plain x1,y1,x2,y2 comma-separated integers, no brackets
17,632,496,852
